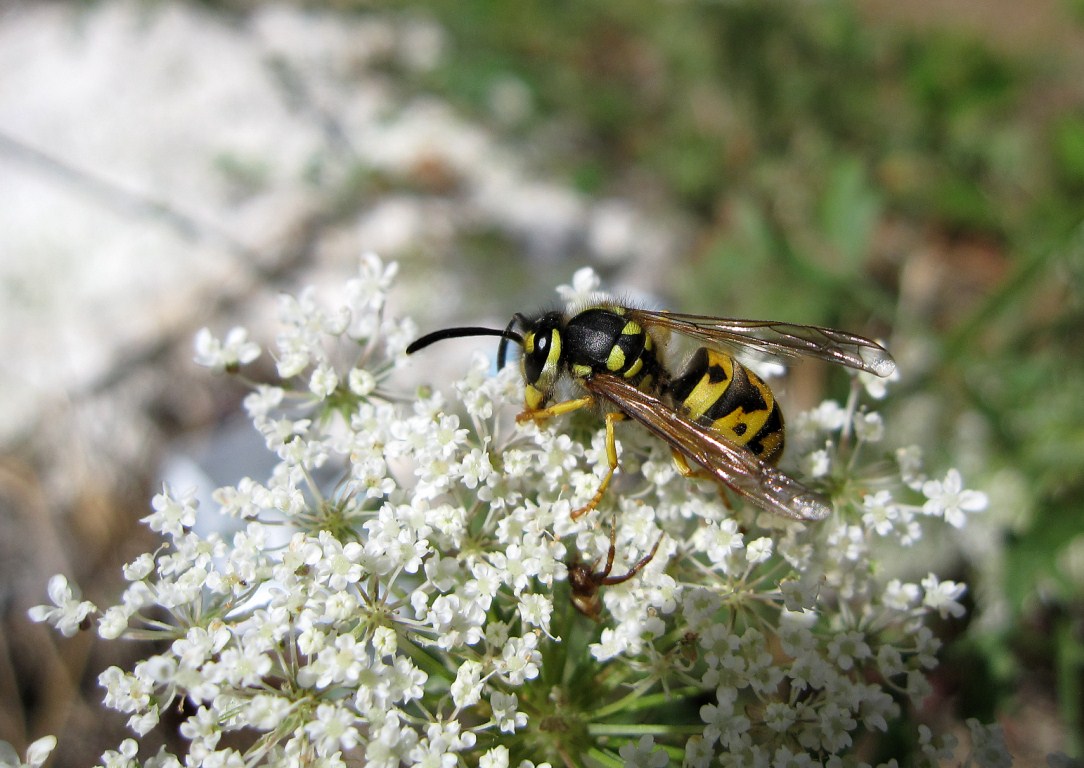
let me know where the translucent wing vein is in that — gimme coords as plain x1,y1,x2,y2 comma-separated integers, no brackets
627,310,896,377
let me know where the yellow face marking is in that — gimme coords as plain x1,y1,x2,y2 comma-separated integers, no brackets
524,333,536,354
681,354,735,420
607,345,626,372
525,384,545,410
547,330,562,368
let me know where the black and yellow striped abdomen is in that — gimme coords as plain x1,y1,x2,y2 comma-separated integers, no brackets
667,347,785,464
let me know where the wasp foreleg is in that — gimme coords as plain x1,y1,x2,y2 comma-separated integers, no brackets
571,411,627,520
515,396,594,424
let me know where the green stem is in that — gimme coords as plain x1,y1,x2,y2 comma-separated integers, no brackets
1056,618,1083,758
586,678,658,720
584,747,624,768
592,686,702,720
587,723,704,736
398,635,452,682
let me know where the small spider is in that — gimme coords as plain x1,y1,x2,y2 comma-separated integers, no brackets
567,521,664,620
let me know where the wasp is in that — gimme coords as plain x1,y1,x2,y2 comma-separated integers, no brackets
406,302,895,521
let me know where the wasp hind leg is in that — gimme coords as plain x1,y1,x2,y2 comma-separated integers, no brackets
671,450,714,481
671,450,734,509
571,411,626,520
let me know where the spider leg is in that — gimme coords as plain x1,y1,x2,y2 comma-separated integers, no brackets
599,531,664,586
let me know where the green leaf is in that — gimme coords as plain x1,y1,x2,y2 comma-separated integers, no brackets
818,155,881,273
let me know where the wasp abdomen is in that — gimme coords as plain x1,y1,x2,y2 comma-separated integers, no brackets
668,347,785,464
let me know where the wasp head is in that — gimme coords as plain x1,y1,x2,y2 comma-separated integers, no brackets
516,311,564,411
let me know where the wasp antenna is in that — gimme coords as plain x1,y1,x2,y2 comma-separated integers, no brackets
496,314,527,370
406,326,524,355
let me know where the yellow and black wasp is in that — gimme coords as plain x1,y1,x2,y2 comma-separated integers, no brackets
406,302,895,522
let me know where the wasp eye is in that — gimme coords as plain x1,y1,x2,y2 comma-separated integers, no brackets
523,338,544,384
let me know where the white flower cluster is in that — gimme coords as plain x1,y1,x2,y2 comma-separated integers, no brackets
28,257,1011,767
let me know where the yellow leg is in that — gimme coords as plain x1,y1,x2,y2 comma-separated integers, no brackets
672,450,714,480
671,450,732,507
516,396,594,424
572,412,626,520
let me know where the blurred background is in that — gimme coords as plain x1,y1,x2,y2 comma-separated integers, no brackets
2,0,1083,764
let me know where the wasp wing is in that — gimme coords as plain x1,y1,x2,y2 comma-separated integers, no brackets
626,309,895,378
584,374,831,521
